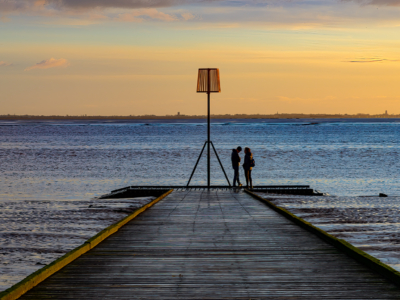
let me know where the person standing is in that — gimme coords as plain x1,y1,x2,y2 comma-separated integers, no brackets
243,147,254,189
231,146,242,187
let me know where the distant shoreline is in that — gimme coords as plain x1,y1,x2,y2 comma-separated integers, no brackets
0,114,398,120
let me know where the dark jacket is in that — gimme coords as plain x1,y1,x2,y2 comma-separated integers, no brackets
231,149,241,168
243,153,253,170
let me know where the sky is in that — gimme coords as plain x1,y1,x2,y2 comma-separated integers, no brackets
1,0,400,116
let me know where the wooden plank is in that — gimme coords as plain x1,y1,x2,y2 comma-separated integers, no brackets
19,190,400,299
0,190,173,300
245,189,400,286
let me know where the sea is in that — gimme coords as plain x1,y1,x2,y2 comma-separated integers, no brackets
1,118,400,290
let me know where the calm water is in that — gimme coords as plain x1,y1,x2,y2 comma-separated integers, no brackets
1,118,400,199
1,118,400,290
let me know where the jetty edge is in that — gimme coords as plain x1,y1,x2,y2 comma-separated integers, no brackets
105,185,322,197
245,189,400,287
0,189,173,300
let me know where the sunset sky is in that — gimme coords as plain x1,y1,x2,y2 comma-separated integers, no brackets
1,0,400,116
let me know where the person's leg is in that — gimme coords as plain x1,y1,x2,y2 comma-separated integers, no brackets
233,167,238,186
245,170,249,187
249,170,253,188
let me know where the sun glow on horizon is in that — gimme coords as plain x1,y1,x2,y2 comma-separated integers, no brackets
1,0,400,115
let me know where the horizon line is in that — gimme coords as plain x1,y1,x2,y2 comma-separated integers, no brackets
0,112,398,120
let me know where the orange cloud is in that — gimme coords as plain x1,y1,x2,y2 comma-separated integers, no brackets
25,58,69,71
34,0,46,6
344,57,399,63
0,61,13,67
181,12,194,20
116,8,177,22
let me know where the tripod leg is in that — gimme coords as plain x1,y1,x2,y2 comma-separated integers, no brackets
187,141,207,186
210,141,231,187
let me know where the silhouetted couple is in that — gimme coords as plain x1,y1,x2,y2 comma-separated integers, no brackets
231,146,254,189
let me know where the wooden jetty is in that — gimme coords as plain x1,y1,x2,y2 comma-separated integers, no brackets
104,185,321,198
19,190,400,299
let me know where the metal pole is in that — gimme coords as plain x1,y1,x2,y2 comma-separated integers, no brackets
210,141,231,187
207,92,210,188
187,141,207,186
207,69,211,188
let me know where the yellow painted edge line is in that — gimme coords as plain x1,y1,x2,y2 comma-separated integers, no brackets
245,189,400,288
0,189,173,300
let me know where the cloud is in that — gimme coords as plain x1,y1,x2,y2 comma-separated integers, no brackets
58,0,186,9
0,0,199,24
346,0,400,5
180,12,194,20
344,58,399,63
370,0,400,4
2,0,400,28
0,61,13,67
25,58,69,71
116,8,178,22
0,0,204,13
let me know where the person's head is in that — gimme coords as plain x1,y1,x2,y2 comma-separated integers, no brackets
245,147,251,154
237,146,242,152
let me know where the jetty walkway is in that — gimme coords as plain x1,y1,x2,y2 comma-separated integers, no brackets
21,190,400,299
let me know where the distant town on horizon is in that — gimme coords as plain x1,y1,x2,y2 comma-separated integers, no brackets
0,111,397,120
